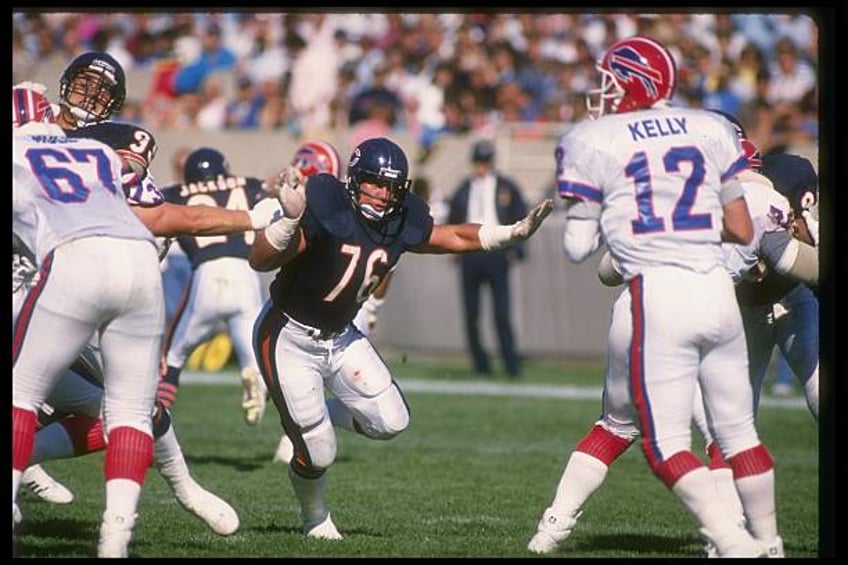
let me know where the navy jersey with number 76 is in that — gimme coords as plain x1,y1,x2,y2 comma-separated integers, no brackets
270,173,433,333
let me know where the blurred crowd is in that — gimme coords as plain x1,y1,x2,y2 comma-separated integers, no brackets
13,12,818,162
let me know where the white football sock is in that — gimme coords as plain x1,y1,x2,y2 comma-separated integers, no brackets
735,470,778,542
154,426,194,498
288,466,329,525
105,478,142,518
549,451,609,518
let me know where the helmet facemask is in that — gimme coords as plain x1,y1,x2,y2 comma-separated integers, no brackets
586,66,625,120
348,170,411,223
60,66,124,128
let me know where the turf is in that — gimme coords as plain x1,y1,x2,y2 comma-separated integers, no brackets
14,358,821,558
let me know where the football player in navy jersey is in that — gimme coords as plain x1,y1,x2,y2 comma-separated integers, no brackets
250,136,553,540
158,147,272,425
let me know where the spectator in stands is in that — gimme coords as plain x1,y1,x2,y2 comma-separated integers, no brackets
173,22,237,95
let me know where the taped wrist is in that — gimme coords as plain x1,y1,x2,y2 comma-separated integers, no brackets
264,216,300,251
478,224,515,251
362,295,385,315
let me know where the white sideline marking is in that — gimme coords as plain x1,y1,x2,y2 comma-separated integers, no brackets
180,371,807,409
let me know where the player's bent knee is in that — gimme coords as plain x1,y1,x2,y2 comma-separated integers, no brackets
357,386,410,440
598,418,640,443
299,418,337,471
710,421,762,460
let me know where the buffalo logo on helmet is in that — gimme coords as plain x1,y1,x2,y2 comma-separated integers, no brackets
609,46,664,98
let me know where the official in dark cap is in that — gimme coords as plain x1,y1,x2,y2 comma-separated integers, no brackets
447,140,529,379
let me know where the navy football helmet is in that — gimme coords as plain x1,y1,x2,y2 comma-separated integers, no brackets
183,147,230,183
59,51,126,127
761,153,818,214
346,137,412,222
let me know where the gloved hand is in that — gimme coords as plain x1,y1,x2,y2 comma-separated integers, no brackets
478,199,554,251
360,295,385,334
275,167,307,219
511,199,554,242
248,198,283,230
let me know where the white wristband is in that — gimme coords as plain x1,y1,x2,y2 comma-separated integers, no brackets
478,224,515,251
362,295,385,315
264,216,300,251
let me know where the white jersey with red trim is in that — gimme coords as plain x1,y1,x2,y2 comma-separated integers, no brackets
556,106,747,280
13,132,155,267
722,169,793,284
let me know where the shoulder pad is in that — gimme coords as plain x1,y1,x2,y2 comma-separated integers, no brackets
397,192,434,246
68,121,158,172
304,174,355,238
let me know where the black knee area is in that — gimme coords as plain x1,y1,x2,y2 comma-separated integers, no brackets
152,401,172,439
162,365,182,387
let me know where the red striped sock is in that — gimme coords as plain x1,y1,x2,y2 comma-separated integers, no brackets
575,425,632,466
729,444,774,478
104,426,153,485
61,415,107,456
12,407,38,471
706,442,731,470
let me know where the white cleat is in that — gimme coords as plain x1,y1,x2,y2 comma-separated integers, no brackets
175,482,240,536
527,508,581,554
22,464,74,504
13,503,22,528
305,513,343,540
701,526,767,558
764,536,785,558
97,511,136,558
241,368,267,426
272,434,294,464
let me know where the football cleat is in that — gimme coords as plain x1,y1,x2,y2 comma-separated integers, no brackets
174,479,240,536
700,526,767,558
527,508,581,554
13,503,22,528
97,510,136,558
241,368,267,426
764,536,785,558
22,464,74,504
304,512,343,540
272,434,294,464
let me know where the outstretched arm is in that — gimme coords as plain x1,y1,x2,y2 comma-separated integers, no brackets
133,202,253,237
412,199,553,254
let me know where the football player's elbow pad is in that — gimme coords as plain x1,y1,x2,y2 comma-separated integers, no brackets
776,238,818,288
562,219,600,262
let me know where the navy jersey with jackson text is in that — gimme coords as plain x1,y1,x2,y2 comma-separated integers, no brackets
161,175,268,269
270,174,433,332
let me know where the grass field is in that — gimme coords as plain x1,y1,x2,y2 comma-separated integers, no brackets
14,358,822,558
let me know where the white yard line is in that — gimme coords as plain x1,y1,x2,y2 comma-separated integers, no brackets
180,371,807,409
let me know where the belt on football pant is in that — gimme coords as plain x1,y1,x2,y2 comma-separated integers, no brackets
283,312,348,341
